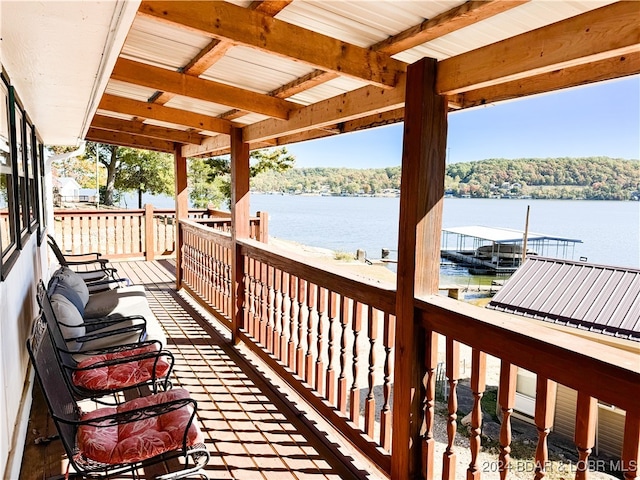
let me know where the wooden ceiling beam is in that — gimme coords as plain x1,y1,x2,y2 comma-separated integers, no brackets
437,1,640,95
98,94,233,134
138,1,406,89
459,52,640,109
112,58,298,119
249,1,293,17
86,128,176,153
374,0,529,56
92,114,206,145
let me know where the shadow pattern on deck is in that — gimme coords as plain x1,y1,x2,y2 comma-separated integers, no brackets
21,260,373,480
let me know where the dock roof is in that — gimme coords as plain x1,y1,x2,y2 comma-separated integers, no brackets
488,256,640,342
443,226,582,244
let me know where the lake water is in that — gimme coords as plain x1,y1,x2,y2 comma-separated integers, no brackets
248,194,640,271
123,192,640,273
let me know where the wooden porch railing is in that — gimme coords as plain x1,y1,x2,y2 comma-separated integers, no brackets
177,218,640,479
52,206,267,260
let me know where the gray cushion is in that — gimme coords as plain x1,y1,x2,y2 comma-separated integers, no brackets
83,289,119,319
50,293,86,352
52,282,86,316
54,267,90,307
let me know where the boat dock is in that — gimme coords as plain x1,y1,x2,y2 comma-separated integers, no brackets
441,226,582,275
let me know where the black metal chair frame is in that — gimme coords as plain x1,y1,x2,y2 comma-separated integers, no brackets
47,234,119,283
37,282,174,402
27,316,210,479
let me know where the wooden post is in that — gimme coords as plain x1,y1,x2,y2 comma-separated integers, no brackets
257,211,269,243
392,57,448,480
231,127,250,344
622,407,640,480
174,145,188,289
144,203,155,261
574,393,597,480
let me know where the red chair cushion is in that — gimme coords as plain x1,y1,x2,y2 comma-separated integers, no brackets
77,388,204,464
72,344,170,391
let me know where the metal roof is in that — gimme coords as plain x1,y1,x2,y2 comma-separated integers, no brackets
2,1,637,150
443,226,582,244
488,256,640,341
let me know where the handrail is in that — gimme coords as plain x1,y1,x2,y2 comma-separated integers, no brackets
238,237,396,314
417,294,639,411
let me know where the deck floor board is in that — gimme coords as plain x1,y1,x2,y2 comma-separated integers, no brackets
20,260,374,480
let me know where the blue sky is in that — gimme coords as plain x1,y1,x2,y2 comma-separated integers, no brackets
284,76,640,168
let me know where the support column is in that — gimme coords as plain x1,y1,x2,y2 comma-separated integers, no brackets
231,127,250,344
392,57,448,479
174,144,188,289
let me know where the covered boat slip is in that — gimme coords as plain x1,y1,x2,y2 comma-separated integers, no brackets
441,225,582,274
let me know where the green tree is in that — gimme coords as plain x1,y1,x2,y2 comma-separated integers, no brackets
114,148,174,208
205,147,295,205
188,157,226,208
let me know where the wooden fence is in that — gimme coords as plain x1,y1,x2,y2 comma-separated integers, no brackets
52,206,268,260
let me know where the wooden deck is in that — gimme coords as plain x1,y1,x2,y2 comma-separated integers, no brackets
20,260,378,480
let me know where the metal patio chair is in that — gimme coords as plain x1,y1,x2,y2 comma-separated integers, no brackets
27,315,210,480
37,283,174,403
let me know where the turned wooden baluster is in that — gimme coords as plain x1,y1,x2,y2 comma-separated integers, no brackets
467,349,487,480
259,262,269,346
443,338,460,480
337,296,350,413
295,278,307,377
622,407,640,480
278,271,288,363
225,246,233,316
265,265,275,352
422,329,438,480
349,301,363,425
315,287,327,396
364,308,378,438
380,312,395,451
305,282,316,385
287,274,297,369
272,268,282,359
574,392,597,480
325,291,338,404
245,257,255,337
534,377,557,480
498,362,518,480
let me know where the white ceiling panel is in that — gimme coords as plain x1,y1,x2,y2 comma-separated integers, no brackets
121,15,211,70
394,0,618,63
201,46,316,94
164,95,230,118
104,80,157,102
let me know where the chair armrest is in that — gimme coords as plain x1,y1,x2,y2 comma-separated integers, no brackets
70,323,146,344
72,348,174,371
64,258,109,267
58,339,163,356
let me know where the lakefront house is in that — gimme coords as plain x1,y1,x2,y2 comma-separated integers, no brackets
1,1,638,479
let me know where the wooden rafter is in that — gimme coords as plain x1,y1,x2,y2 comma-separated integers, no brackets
111,58,299,119
137,1,407,89
98,94,233,134
437,1,640,95
459,52,640,109
374,1,529,55
86,128,175,153
91,115,206,145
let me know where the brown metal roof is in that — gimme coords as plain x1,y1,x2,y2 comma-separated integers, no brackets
488,256,640,341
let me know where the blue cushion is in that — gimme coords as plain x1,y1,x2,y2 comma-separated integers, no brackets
53,282,85,316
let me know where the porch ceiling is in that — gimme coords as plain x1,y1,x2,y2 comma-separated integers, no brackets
63,1,640,154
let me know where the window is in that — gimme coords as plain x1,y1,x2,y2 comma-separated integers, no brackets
12,99,29,238
25,120,37,231
37,139,47,244
0,77,17,273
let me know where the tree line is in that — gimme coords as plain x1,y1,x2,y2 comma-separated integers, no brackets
252,157,639,200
